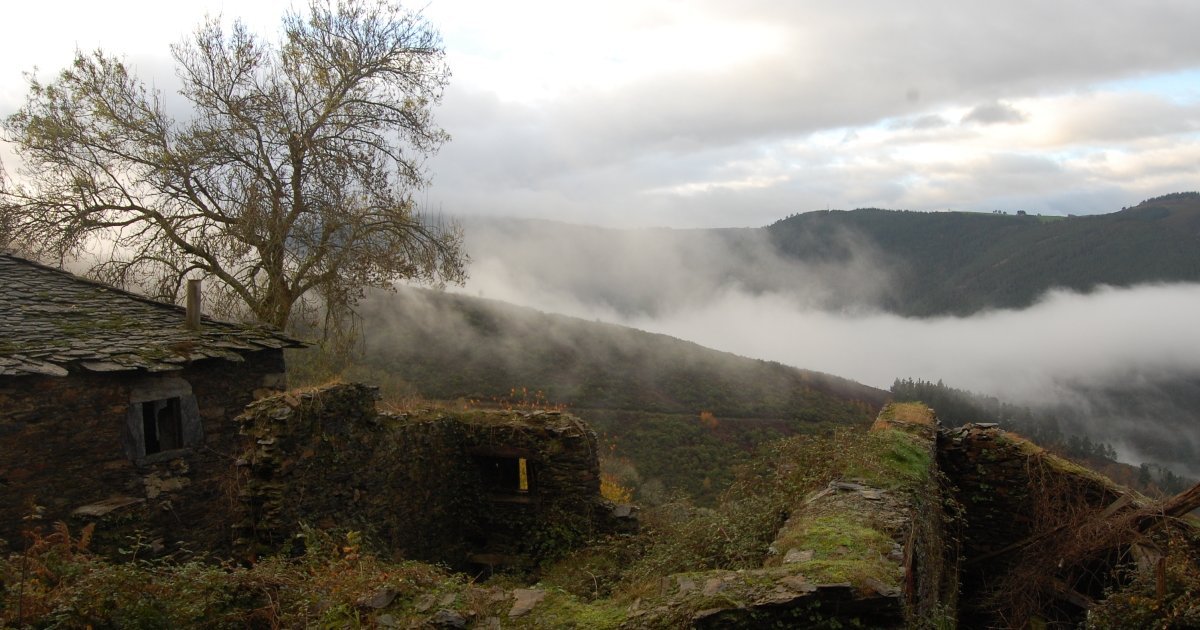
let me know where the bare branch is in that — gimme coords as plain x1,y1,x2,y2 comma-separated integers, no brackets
0,0,462,329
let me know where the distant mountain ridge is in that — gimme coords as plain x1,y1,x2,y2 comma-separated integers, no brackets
462,192,1200,318
767,192,1200,316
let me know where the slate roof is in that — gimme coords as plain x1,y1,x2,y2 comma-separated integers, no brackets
0,253,304,377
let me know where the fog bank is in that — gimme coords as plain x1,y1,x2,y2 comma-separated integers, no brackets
452,220,1200,473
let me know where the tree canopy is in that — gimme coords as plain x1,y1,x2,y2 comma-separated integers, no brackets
0,0,465,329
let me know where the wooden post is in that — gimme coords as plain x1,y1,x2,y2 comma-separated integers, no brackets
1156,556,1167,603
186,279,202,330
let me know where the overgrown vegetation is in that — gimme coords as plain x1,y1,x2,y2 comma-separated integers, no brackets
542,426,929,598
6,411,1193,627
1,425,932,627
1,524,459,628
1085,527,1200,629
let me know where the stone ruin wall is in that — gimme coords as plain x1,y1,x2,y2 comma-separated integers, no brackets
939,423,1132,625
0,352,286,555
233,383,620,569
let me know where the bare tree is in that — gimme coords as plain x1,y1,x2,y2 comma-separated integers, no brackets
0,0,465,329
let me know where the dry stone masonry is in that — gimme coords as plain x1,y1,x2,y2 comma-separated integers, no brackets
233,383,628,569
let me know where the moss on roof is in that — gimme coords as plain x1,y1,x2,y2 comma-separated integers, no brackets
0,254,303,376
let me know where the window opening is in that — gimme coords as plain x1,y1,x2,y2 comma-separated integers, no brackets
125,377,200,462
140,397,183,455
475,455,535,494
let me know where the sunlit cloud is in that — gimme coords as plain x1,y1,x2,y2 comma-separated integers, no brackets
4,0,1200,228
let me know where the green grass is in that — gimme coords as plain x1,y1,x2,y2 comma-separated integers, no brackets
510,590,627,629
770,512,900,587
855,429,933,488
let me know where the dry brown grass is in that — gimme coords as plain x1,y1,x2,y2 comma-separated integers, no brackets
871,401,936,432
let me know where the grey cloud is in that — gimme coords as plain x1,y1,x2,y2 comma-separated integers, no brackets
962,101,1028,125
457,217,896,317
889,114,950,131
543,1,1200,155
425,1,1200,226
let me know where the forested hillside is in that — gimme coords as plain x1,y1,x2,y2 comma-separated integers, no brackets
300,287,887,421
463,193,1200,320
768,192,1200,316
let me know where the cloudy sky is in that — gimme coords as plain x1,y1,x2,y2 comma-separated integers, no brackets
5,1,1199,469
3,0,1200,227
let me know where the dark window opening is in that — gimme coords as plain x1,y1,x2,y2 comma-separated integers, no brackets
140,397,183,455
125,377,201,462
475,455,534,494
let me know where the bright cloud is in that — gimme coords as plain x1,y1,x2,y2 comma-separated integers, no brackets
3,1,1200,226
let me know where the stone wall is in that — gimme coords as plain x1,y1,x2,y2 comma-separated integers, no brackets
0,352,286,554
233,383,618,569
625,403,958,628
939,423,1131,625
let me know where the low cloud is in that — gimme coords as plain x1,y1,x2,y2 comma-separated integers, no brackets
449,220,1200,474
889,114,951,131
962,101,1029,125
458,217,896,319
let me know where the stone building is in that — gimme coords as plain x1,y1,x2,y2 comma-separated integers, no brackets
234,382,630,570
0,253,302,553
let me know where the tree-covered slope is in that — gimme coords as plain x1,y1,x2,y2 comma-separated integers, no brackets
768,192,1200,316
313,287,887,424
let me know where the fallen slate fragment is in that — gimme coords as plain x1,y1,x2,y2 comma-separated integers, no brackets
864,577,901,598
693,608,732,622
676,576,697,594
430,609,467,628
509,588,546,617
80,361,128,372
357,587,399,609
414,593,437,613
758,587,804,605
72,496,145,517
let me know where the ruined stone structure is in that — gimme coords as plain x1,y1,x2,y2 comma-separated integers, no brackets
939,423,1163,627
620,406,1192,628
624,402,956,629
0,254,301,553
234,383,627,570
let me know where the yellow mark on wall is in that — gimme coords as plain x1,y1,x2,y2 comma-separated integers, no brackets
518,457,529,492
